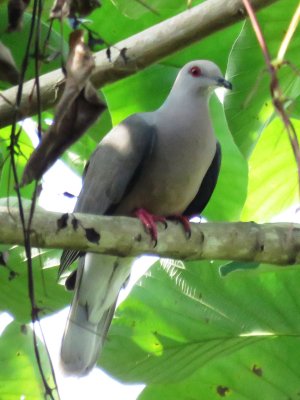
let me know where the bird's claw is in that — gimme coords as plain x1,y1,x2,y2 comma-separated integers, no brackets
134,208,167,246
167,215,191,239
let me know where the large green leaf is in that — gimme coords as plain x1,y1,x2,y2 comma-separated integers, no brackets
90,0,202,45
204,96,247,221
225,0,300,156
111,0,202,19
100,259,300,398
241,116,300,222
0,243,70,323
139,336,300,400
0,322,57,400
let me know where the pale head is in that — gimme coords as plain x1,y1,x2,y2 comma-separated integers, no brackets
173,60,232,95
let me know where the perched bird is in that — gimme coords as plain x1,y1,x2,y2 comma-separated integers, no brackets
59,60,232,376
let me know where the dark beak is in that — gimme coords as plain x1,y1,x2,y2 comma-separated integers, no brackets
217,77,232,90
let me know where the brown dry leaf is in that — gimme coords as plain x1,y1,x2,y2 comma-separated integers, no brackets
0,41,19,84
21,83,106,186
70,0,101,17
50,0,71,19
20,31,106,186
7,0,30,32
54,30,96,125
50,0,101,19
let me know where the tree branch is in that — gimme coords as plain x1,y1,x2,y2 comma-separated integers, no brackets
0,207,299,266
0,0,280,128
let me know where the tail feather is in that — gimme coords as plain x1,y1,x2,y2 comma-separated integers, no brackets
60,302,115,376
60,254,132,376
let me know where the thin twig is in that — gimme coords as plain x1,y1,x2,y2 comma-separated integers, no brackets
8,0,59,397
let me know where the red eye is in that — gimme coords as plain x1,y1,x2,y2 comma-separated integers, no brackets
189,66,202,77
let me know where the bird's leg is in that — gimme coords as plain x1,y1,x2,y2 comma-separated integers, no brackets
134,208,167,246
167,215,191,238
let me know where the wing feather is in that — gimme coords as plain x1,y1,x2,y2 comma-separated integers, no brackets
59,114,156,275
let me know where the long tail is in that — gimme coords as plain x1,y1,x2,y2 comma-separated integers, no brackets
60,254,132,376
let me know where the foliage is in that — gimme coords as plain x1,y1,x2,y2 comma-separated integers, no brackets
0,0,300,399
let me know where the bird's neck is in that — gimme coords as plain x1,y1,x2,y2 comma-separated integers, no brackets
157,89,212,131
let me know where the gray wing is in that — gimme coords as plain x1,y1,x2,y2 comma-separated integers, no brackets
59,114,156,275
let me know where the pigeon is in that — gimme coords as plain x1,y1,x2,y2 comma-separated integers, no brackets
59,60,232,375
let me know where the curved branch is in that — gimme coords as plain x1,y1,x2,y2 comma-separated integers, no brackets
0,207,299,266
0,0,279,127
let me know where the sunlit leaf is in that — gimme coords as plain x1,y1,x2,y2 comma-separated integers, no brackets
101,259,300,398
0,243,70,323
225,0,300,156
0,321,56,399
241,116,299,222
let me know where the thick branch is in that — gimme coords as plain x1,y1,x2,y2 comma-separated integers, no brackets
0,0,279,127
0,207,299,266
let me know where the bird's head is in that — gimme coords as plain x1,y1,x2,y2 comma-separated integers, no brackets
175,60,232,94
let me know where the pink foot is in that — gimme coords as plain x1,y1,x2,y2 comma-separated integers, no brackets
134,208,167,246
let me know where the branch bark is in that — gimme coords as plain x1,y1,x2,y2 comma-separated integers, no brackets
0,0,280,128
1,207,299,266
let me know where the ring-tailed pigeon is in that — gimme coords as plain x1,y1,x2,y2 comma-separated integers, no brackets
59,60,232,376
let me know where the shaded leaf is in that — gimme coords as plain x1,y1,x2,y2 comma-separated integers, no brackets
0,244,70,322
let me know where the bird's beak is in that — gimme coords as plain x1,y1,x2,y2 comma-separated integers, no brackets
217,77,232,90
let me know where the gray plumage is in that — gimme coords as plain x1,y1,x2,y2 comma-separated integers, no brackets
60,60,231,376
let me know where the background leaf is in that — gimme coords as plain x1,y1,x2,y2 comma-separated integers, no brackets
225,0,300,156
0,322,56,399
100,259,300,398
241,116,300,222
0,243,70,323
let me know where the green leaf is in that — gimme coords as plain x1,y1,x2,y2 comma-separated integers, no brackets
225,0,300,156
90,0,203,46
100,259,300,398
139,336,300,400
241,116,299,222
0,126,35,200
203,96,248,221
111,0,200,19
0,244,70,323
0,322,57,400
